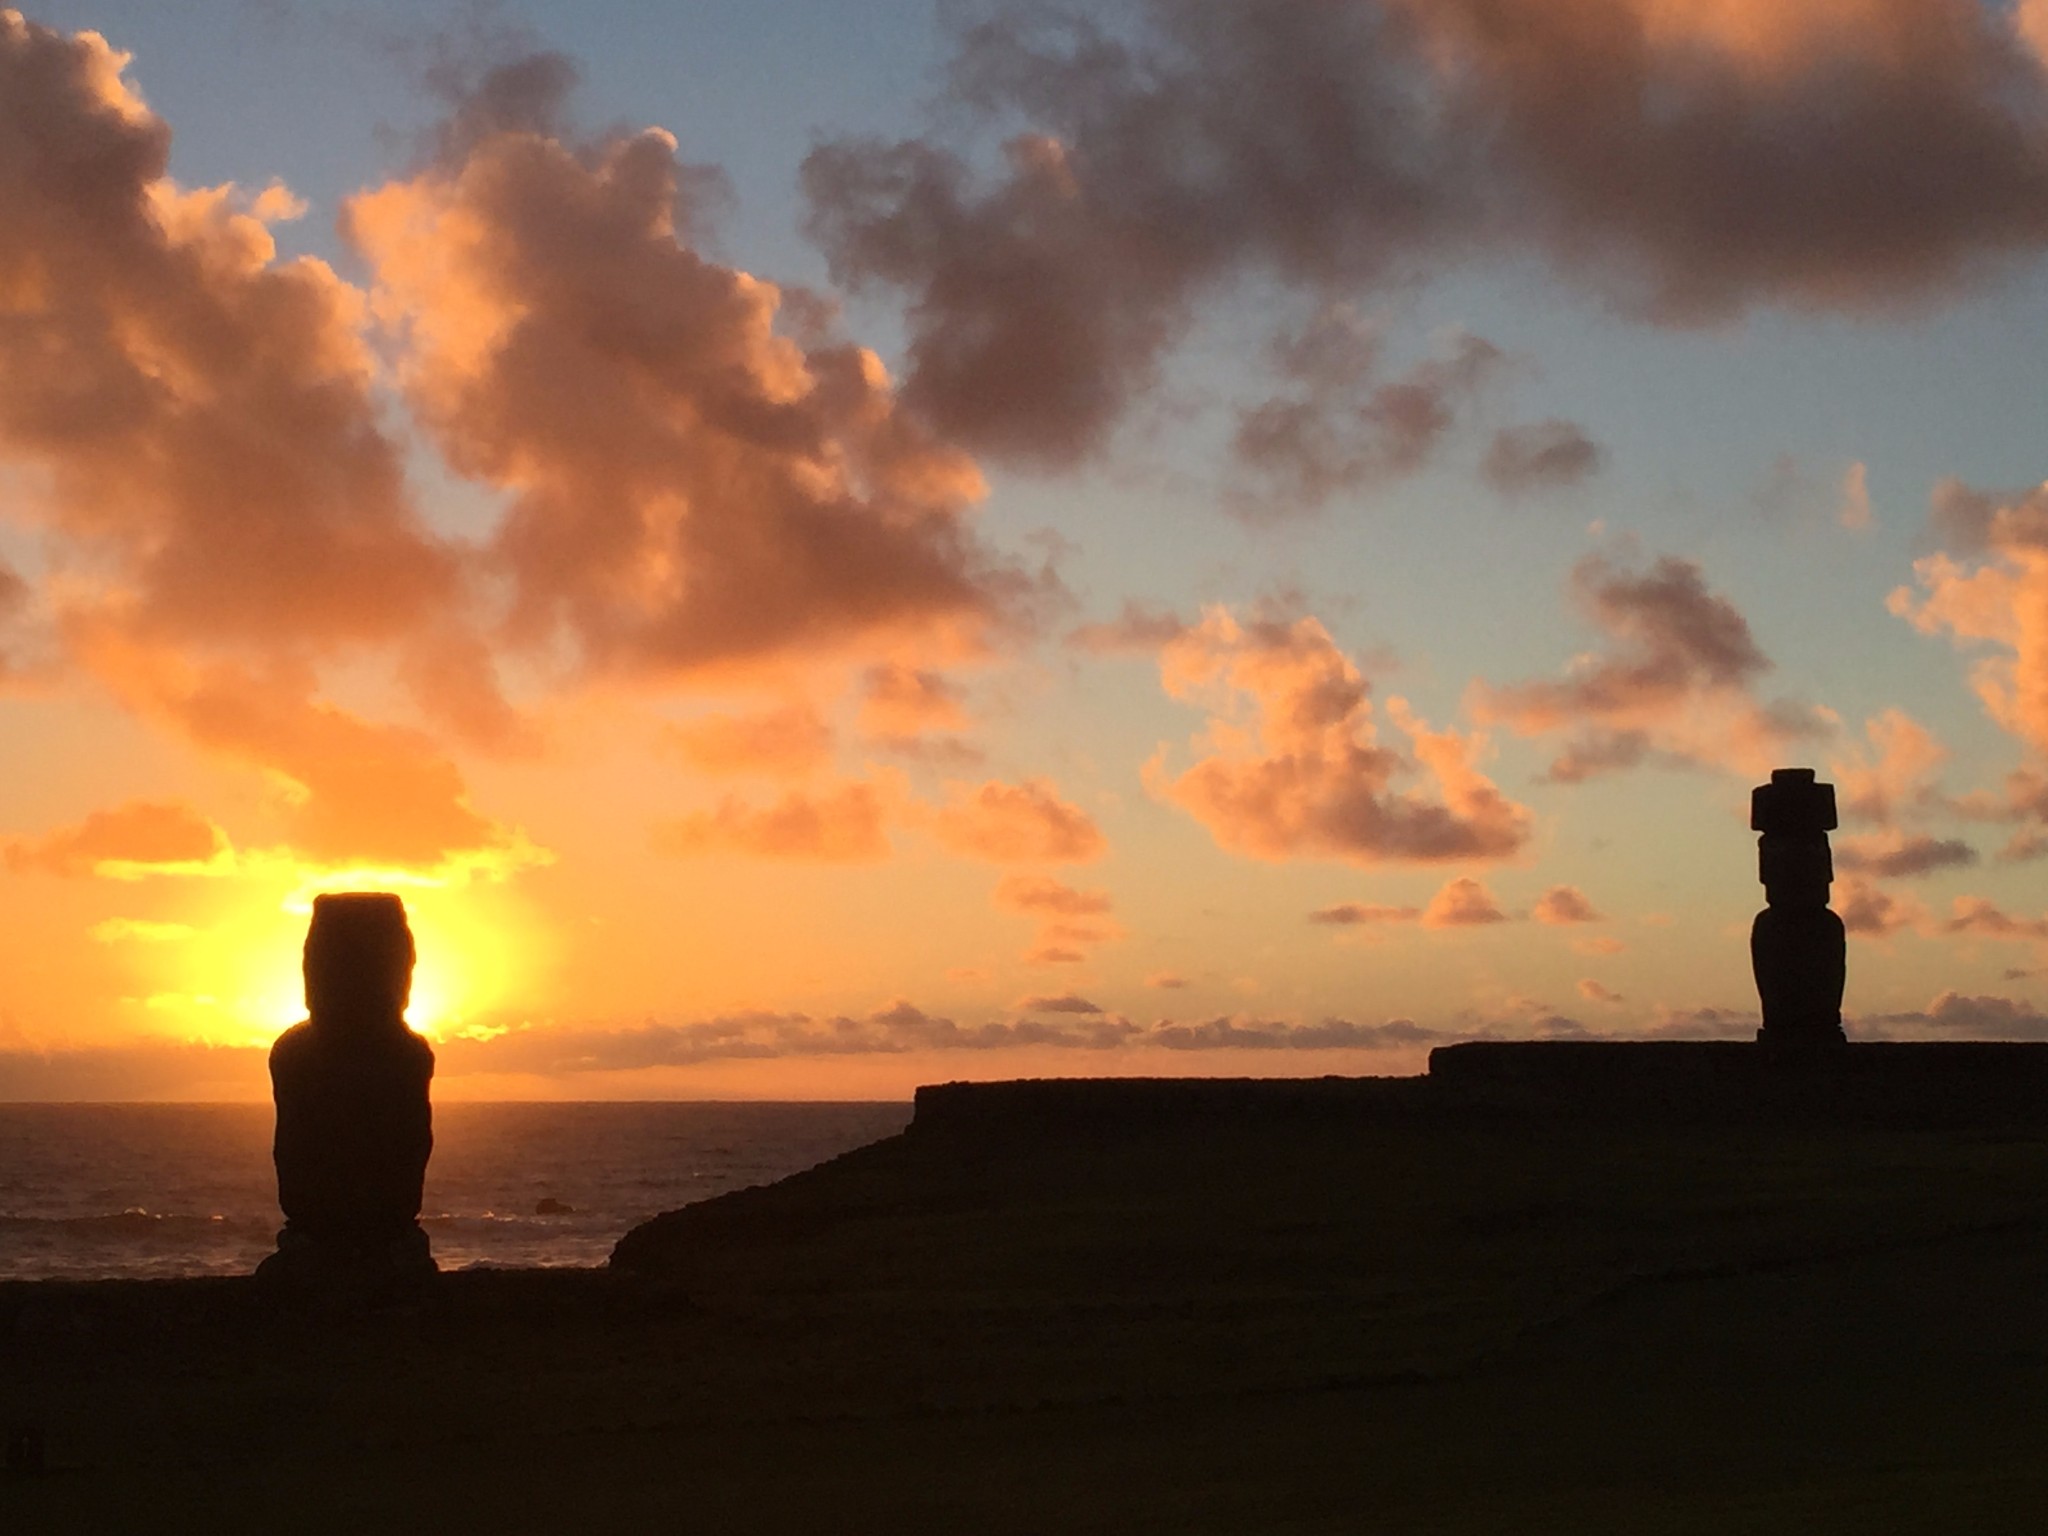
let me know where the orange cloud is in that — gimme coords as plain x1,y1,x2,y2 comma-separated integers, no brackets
1310,902,1422,926
1945,895,2048,942
4,801,227,879
991,873,1122,965
1831,709,1948,824
76,635,537,877
1066,601,1188,656
1310,875,1507,930
1420,877,1507,929
1838,462,1875,532
0,15,477,692
1013,993,1104,1014
1532,885,1604,924
1891,481,2048,757
1838,877,1930,939
655,780,891,863
1150,608,1530,864
347,56,1030,684
667,706,833,778
934,779,1105,864
858,664,969,738
1474,553,1827,781
993,875,1112,917
0,563,30,680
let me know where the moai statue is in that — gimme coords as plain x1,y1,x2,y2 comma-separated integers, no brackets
258,892,437,1286
1750,768,1847,1049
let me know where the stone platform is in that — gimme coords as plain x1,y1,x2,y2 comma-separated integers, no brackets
1428,1040,2048,1124
910,1042,2048,1134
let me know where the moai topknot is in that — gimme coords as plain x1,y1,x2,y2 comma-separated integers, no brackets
260,892,437,1286
1750,768,1847,1049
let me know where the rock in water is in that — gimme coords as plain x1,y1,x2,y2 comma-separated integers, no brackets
258,892,437,1292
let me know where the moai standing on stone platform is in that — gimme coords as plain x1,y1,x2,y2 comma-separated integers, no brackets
259,892,437,1285
1750,768,1847,1049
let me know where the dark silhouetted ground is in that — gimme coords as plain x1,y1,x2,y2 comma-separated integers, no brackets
9,1080,2048,1531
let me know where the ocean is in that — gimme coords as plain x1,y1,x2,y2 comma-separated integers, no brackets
0,1101,912,1282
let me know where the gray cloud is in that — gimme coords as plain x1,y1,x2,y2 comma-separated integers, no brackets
1483,420,1605,497
1147,1015,1441,1051
1227,316,1504,520
1859,992,2048,1042
1834,835,1978,879
804,0,2048,466
1475,552,1829,782
1015,993,1106,1014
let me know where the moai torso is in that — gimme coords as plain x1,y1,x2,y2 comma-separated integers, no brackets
1750,769,1847,1048
268,893,435,1255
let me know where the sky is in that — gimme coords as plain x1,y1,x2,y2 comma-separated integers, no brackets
11,0,2048,1100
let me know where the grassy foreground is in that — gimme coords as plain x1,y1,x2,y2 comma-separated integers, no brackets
7,1090,2048,1532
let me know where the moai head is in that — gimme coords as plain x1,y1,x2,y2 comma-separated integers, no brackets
1751,768,1837,907
303,892,415,1030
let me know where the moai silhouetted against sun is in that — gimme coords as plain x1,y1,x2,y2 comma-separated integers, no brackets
259,892,437,1287
1750,768,1847,1049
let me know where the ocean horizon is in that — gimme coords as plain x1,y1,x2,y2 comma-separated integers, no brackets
0,1100,912,1282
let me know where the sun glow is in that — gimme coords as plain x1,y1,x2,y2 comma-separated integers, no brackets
128,867,546,1050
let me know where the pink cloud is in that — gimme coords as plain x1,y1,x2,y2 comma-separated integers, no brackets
1531,885,1604,925
1310,902,1422,926
1474,553,1827,781
1420,877,1507,929
347,56,1033,685
991,873,1122,965
934,778,1106,864
655,780,892,863
858,664,970,738
1151,608,1530,864
1945,895,2048,941
1066,601,1188,656
1839,877,1929,939
1892,481,2048,758
1833,834,1977,879
994,875,1113,917
1831,709,1948,824
667,706,834,778
1013,993,1104,1015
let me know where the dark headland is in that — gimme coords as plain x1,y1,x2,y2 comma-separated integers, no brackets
12,1042,2048,1533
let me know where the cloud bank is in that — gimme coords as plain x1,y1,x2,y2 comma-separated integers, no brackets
805,0,2048,463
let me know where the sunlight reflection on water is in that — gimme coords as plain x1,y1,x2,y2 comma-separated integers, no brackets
0,1100,909,1280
